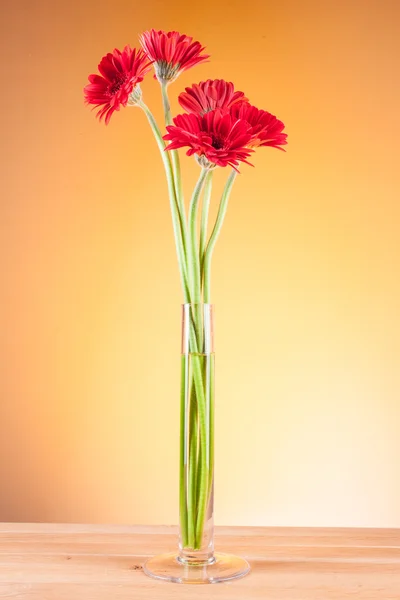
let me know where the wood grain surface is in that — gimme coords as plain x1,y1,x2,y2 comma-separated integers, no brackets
0,524,399,599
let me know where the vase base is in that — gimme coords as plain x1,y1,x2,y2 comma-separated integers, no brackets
143,552,250,584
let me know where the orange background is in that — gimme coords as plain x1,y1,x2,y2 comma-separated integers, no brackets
1,0,399,526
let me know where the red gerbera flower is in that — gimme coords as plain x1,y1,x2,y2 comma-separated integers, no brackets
163,110,254,171
139,29,209,84
178,79,248,116
84,45,153,124
230,102,288,150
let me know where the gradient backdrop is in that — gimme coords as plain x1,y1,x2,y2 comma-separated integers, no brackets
1,0,399,527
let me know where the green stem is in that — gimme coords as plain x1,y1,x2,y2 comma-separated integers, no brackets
179,355,188,547
200,171,213,290
188,168,208,304
203,170,237,303
161,83,188,258
194,352,215,548
160,82,173,126
188,169,209,358
141,99,211,551
191,353,208,548
182,314,208,551
186,169,216,549
207,355,215,506
195,353,213,526
139,101,190,302
187,383,198,548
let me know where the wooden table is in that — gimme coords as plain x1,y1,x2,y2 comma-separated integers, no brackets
0,524,399,599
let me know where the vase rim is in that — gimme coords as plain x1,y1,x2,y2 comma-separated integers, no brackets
182,303,214,307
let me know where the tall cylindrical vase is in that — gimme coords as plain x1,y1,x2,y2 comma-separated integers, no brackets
144,305,250,584
179,303,215,564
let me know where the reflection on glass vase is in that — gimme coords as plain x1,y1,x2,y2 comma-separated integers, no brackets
144,304,250,584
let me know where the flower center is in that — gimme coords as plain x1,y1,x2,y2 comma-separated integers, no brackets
109,74,127,96
211,135,225,150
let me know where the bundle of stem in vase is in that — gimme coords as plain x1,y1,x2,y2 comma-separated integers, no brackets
84,28,287,553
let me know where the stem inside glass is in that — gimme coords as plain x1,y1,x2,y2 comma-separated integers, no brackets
179,304,215,561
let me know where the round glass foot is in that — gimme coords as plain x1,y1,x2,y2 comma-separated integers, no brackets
143,552,250,584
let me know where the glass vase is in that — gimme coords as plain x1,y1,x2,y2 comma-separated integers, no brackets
144,304,250,584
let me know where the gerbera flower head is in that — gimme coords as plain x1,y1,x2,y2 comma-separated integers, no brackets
163,110,254,171
230,102,288,150
84,45,152,124
178,79,248,116
139,29,209,84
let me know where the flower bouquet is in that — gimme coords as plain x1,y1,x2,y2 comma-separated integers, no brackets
84,28,287,584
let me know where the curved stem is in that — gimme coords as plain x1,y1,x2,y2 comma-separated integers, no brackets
203,170,237,303
188,168,208,363
200,171,213,290
188,168,209,305
161,83,188,256
139,101,190,303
